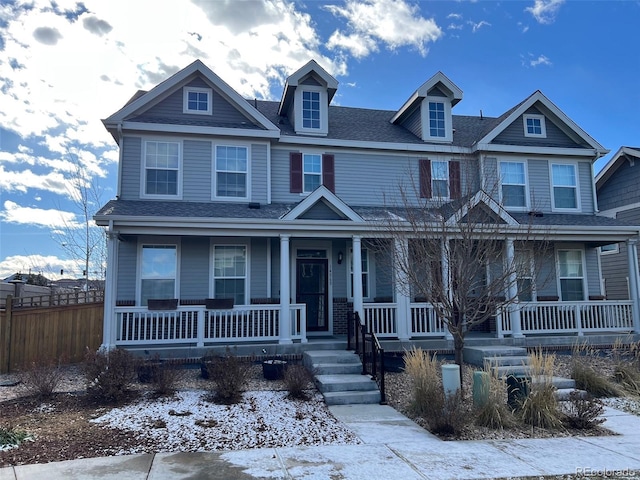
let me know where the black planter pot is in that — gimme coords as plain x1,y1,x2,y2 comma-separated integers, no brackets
262,360,287,380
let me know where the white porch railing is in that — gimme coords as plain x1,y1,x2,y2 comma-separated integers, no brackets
115,304,307,346
519,301,634,335
363,303,397,337
410,302,446,337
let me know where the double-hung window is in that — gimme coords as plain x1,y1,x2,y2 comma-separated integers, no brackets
432,161,449,198
558,250,584,301
303,153,322,192
523,114,546,137
500,161,527,209
140,245,177,306
302,91,320,129
144,141,180,197
183,87,212,115
213,245,247,305
428,101,446,138
515,249,534,302
215,145,248,199
349,248,369,298
551,163,578,210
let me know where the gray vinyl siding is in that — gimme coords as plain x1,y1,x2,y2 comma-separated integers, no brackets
140,78,257,127
120,136,142,200
535,254,557,298
374,248,393,300
332,239,348,297
271,148,479,207
183,140,212,202
578,161,595,214
270,238,280,299
492,106,586,148
180,237,210,300
300,200,345,220
585,247,602,297
116,240,137,301
597,158,640,211
527,159,552,212
601,242,629,300
251,143,268,204
250,238,268,299
402,107,421,139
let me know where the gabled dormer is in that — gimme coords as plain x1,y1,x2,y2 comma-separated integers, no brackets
391,72,463,143
278,60,338,137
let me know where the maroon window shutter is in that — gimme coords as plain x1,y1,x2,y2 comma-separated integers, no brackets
449,161,461,199
322,154,335,193
419,159,432,198
290,152,302,193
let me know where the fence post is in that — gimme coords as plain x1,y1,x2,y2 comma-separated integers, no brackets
1,295,13,373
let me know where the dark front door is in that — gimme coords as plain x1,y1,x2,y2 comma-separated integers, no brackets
296,259,328,332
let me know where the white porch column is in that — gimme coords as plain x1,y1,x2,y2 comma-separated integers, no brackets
441,238,453,340
279,235,292,344
101,229,119,350
506,237,524,338
627,238,640,334
352,236,364,322
394,238,411,341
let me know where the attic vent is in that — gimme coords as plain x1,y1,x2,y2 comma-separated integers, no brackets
528,210,543,217
248,202,261,209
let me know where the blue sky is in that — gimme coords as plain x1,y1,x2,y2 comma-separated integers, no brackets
0,0,639,280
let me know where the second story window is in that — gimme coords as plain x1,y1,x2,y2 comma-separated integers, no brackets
302,91,320,129
432,161,449,198
183,87,212,115
551,163,578,210
144,141,180,197
523,114,546,138
303,154,322,192
428,101,446,138
215,145,248,199
500,161,527,209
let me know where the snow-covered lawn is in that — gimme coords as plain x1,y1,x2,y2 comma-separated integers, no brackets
91,390,361,453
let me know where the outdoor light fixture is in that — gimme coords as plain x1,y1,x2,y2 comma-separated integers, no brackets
337,251,343,264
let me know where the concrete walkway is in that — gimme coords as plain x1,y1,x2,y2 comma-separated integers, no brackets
2,404,640,479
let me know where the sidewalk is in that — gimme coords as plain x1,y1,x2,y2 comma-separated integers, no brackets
2,404,640,479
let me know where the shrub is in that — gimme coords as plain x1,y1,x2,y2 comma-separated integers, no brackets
283,364,314,400
519,382,564,430
18,356,65,400
403,347,468,435
474,368,515,430
83,347,137,403
571,343,623,398
0,424,32,449
205,352,250,404
138,355,182,396
562,391,605,430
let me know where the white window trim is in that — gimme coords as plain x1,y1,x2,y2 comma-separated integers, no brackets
550,162,581,212
212,143,251,201
294,85,328,136
599,243,619,255
431,160,450,200
348,247,373,301
183,86,212,115
302,152,322,194
556,248,587,302
523,114,547,138
140,138,183,199
137,240,180,306
421,96,453,143
210,239,250,305
498,160,530,211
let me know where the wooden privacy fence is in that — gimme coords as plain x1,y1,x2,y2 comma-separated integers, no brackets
0,294,104,373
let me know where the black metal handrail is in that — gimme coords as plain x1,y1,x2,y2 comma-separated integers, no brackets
347,311,386,404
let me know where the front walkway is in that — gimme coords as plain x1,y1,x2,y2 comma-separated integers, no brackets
3,404,640,479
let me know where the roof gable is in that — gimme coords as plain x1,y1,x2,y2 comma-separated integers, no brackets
278,60,338,116
103,60,278,133
281,186,363,222
445,190,518,226
475,91,606,155
596,146,640,189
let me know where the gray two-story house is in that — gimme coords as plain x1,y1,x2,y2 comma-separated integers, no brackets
95,60,640,352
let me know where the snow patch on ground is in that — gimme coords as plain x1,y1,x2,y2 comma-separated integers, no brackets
91,390,361,453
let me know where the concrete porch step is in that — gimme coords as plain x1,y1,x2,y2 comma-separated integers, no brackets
555,388,587,401
464,346,529,367
303,350,361,367
312,362,362,375
483,355,531,367
314,374,379,393
323,390,381,405
531,375,576,390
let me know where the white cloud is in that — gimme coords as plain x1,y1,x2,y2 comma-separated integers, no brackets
326,30,378,58
0,254,82,280
324,0,442,57
530,54,552,67
0,200,81,229
447,13,463,20
468,20,491,33
447,23,464,31
525,0,565,24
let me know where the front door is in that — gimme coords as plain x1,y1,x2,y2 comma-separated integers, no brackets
296,258,328,332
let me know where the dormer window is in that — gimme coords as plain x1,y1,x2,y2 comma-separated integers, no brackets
428,101,446,138
183,87,212,115
421,96,453,142
523,114,546,138
302,91,321,129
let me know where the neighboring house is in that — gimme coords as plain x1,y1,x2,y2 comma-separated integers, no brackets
596,147,640,300
94,60,640,351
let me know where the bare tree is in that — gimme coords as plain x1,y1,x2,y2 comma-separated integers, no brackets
379,164,551,380
55,152,107,288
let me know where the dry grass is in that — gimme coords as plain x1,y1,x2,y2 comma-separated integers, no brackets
571,342,624,398
474,367,516,430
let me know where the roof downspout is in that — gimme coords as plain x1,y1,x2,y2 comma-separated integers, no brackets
267,142,272,205
592,150,604,213
116,122,124,199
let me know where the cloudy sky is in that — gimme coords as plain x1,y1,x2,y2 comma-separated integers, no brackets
0,0,639,281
